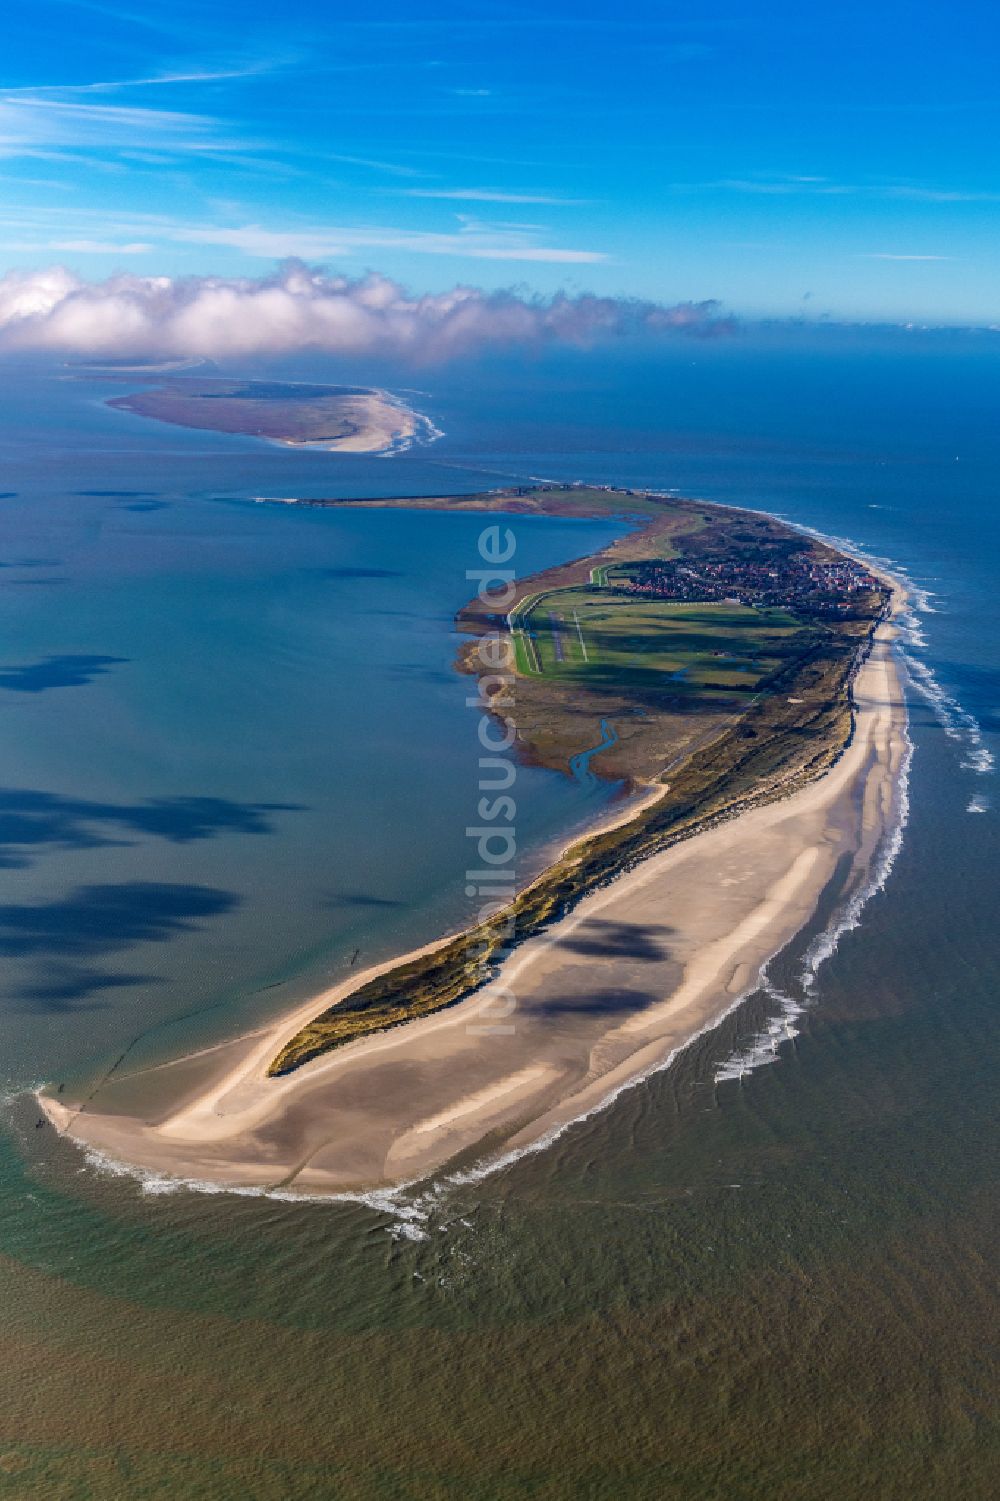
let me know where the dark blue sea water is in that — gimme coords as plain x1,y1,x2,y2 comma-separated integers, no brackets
0,338,995,1497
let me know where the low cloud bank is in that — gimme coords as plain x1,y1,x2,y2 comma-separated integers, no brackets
0,262,733,360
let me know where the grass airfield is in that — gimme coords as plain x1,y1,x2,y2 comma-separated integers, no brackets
510,586,804,705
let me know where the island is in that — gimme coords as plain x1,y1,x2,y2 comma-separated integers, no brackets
41,485,909,1194
105,376,435,454
265,486,889,1068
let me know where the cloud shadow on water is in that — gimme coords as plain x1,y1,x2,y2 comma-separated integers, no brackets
323,891,404,909
0,788,304,870
19,965,164,1012
0,655,128,693
0,881,239,959
3,578,67,588
311,566,405,581
3,881,239,1011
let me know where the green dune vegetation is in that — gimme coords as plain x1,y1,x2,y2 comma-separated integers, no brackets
267,485,890,1076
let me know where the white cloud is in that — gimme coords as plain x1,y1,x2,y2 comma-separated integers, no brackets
0,262,732,359
455,246,603,263
0,94,251,159
400,188,587,204
165,220,608,264
51,239,155,254
0,87,428,179
883,186,1000,203
864,253,953,261
4,66,273,96
0,238,155,255
692,176,1000,206
321,152,426,178
0,203,606,265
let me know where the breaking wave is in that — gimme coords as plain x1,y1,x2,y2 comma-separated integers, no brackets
899,651,994,774
376,402,445,458
714,722,913,1083
789,519,991,777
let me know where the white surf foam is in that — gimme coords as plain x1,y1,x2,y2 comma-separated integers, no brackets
715,720,914,1081
35,1110,447,1240
899,651,994,773
788,521,989,777
71,1140,336,1203
374,405,445,458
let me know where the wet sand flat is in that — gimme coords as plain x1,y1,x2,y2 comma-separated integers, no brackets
284,391,420,453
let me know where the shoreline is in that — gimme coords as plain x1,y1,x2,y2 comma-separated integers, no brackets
267,491,889,1073
274,389,435,455
40,563,909,1195
105,381,435,457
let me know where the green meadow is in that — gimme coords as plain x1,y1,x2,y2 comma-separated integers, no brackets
511,586,804,701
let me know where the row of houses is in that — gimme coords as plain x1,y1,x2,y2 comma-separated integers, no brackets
618,553,883,616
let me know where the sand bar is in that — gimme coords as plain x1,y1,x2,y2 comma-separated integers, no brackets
41,586,908,1194
108,379,428,456
284,391,422,453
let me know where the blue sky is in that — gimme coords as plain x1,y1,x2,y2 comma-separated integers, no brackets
2,0,999,325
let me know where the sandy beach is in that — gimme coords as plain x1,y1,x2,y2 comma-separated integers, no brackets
283,390,422,454
42,591,908,1194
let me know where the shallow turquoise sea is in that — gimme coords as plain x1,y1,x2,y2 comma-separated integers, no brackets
0,340,996,1497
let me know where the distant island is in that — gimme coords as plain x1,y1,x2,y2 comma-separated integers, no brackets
105,376,437,455
42,484,907,1194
